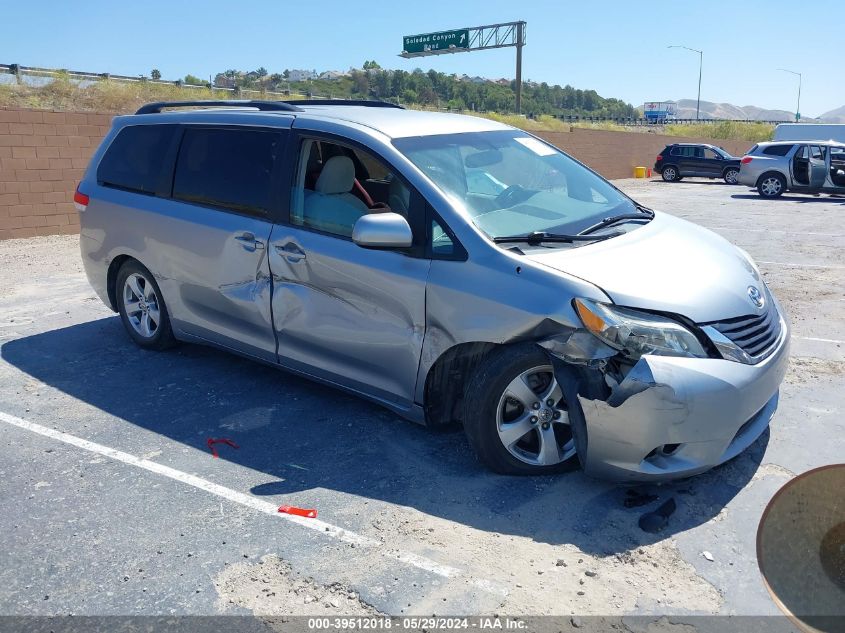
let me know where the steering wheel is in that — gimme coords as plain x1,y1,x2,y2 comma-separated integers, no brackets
495,184,533,207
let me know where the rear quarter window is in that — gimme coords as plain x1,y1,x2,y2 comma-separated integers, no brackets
172,127,282,218
762,144,793,156
97,124,178,194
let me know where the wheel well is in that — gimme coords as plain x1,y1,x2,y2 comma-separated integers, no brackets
756,171,786,188
722,165,739,176
661,164,678,172
106,255,134,312
423,341,496,428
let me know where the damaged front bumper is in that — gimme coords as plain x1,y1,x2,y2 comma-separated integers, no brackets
542,314,790,482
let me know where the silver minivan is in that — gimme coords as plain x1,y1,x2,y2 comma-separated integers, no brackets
77,100,790,481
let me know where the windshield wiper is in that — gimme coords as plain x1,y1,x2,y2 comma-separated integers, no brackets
577,207,655,236
493,230,622,245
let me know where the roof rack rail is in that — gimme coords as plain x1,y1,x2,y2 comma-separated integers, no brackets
289,99,404,109
135,100,303,115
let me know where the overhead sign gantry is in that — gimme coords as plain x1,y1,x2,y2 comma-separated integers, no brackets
400,21,527,113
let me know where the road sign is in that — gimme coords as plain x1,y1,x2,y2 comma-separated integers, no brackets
402,29,469,55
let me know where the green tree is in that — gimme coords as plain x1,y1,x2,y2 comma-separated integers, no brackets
150,69,161,81
184,74,204,86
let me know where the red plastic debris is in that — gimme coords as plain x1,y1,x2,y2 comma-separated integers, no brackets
206,438,239,458
278,505,318,519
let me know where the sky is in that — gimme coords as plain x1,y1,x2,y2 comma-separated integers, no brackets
3,0,842,117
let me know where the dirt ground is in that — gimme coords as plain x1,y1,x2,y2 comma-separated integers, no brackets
0,178,843,627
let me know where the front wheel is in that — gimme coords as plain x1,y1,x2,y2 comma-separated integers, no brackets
116,260,176,350
462,345,578,475
758,173,786,198
723,168,740,184
661,166,679,182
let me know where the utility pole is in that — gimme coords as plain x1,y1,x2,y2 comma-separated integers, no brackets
668,45,703,120
777,68,802,121
515,21,525,114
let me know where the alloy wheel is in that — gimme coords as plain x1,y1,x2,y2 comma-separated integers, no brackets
761,177,783,196
495,365,576,467
122,272,161,339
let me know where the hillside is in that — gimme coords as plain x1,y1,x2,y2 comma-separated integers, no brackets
672,99,799,121
819,105,845,123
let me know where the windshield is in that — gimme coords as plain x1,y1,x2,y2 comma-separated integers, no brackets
393,130,637,239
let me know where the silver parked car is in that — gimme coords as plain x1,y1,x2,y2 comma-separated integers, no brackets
738,140,845,198
77,100,790,481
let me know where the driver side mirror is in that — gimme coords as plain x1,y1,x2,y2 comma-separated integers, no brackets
352,212,413,249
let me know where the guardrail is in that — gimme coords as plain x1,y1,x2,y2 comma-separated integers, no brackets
0,63,344,101
0,63,790,124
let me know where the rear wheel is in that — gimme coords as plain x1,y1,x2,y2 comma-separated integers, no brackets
661,166,679,182
723,168,740,184
462,344,578,475
758,173,786,198
116,260,176,350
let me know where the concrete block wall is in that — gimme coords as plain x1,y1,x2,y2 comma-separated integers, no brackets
536,128,753,181
0,106,757,240
0,108,111,239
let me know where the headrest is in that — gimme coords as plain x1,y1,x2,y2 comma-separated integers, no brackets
316,156,355,195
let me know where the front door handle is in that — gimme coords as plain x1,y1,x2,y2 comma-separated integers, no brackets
275,242,306,263
235,232,265,252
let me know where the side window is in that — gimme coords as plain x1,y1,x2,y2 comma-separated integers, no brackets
703,148,719,159
794,145,809,160
694,147,705,159
669,146,681,156
763,144,793,157
97,124,178,194
172,127,281,218
290,139,412,238
810,145,825,160
431,219,455,256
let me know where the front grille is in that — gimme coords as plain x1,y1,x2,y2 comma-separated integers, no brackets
705,302,782,359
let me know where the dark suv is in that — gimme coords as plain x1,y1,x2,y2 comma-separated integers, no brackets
654,143,742,184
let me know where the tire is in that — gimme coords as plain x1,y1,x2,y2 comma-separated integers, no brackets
462,344,579,475
723,168,740,185
661,166,679,182
757,173,786,198
115,260,176,350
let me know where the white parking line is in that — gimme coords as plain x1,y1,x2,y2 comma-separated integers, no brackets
0,410,504,594
706,227,845,237
757,260,845,270
792,335,845,344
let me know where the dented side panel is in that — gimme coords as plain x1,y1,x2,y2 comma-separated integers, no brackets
81,185,280,362
414,254,612,404
270,226,430,409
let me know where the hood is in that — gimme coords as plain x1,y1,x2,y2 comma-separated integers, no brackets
523,213,765,323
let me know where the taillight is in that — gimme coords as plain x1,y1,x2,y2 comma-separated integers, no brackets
741,156,753,164
73,185,89,212
656,155,663,161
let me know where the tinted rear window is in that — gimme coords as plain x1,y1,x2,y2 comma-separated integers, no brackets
173,128,281,217
763,144,793,156
97,125,177,194
670,146,698,157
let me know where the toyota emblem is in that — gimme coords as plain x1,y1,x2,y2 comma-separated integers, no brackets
748,286,764,309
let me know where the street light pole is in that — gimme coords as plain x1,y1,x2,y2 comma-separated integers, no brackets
668,45,703,121
777,68,802,122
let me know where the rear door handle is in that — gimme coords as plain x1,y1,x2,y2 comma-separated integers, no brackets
275,242,306,262
235,232,265,252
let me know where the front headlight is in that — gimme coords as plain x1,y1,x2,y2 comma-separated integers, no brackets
574,298,708,359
